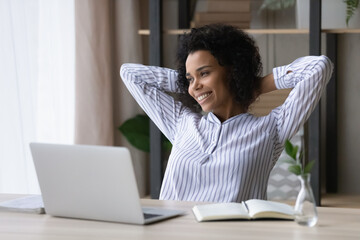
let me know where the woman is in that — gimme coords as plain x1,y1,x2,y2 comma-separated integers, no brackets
120,24,333,202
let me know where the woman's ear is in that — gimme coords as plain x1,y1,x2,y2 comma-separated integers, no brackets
253,88,261,101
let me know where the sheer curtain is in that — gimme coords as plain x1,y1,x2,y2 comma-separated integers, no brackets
74,0,148,196
0,0,75,194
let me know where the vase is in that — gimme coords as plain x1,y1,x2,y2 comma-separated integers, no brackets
294,173,318,227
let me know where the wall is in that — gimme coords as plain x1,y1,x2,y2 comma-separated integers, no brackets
337,34,360,193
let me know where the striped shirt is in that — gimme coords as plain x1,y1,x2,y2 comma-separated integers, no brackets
120,55,333,202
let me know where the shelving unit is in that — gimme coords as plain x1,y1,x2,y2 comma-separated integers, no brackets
147,0,359,204
139,28,360,35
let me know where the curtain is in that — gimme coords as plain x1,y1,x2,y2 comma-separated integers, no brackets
74,0,148,196
0,0,75,193
1,0,148,196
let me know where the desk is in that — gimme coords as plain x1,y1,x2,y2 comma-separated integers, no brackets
1,194,360,240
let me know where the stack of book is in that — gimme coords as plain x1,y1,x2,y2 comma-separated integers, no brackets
191,0,251,29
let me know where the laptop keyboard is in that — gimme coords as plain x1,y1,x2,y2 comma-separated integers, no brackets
143,213,162,219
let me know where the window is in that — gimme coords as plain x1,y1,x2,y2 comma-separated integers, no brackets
0,0,75,193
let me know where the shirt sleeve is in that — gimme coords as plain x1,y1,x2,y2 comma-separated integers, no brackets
271,55,334,146
120,63,184,143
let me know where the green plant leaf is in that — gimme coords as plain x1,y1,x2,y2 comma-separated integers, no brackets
304,160,315,174
118,114,150,152
299,150,304,163
288,164,302,176
293,145,299,161
118,114,173,153
285,140,293,156
345,0,359,26
282,139,316,176
162,139,173,153
280,158,297,165
285,140,297,160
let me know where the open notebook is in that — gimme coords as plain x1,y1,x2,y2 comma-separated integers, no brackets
192,199,295,222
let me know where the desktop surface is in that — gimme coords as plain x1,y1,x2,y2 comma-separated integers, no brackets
1,194,360,240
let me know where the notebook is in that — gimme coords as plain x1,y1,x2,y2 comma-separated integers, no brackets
29,143,184,225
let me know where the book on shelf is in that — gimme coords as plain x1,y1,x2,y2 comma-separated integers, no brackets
196,0,251,13
191,21,250,29
192,199,295,222
194,12,251,23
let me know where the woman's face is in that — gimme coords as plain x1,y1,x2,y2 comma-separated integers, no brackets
186,50,241,121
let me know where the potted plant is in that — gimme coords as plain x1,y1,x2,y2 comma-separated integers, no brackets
118,114,172,153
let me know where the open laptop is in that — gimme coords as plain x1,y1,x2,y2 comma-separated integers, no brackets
29,143,184,225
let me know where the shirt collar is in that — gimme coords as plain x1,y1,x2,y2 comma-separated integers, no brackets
206,111,250,125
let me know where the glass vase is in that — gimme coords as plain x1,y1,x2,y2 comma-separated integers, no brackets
294,173,318,227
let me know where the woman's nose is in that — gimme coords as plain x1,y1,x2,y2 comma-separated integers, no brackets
191,78,202,91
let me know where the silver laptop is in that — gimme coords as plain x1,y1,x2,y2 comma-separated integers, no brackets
30,143,184,225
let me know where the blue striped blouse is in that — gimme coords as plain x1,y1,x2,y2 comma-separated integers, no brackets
120,55,333,202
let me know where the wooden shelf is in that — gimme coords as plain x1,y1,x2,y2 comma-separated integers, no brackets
139,28,360,35
322,28,360,34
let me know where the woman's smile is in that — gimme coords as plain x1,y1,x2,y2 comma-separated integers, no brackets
196,92,212,102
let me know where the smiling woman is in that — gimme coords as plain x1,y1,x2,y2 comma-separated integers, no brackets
120,24,333,203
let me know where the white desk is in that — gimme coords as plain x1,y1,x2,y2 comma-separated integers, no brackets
1,194,360,239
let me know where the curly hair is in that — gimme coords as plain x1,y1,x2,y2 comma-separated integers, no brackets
176,24,263,112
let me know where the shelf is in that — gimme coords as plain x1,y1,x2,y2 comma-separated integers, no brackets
322,28,360,34
139,28,360,35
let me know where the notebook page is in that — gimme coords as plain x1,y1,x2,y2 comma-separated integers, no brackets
245,199,294,219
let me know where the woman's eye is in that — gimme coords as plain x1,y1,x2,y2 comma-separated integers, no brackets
187,77,194,83
200,71,209,77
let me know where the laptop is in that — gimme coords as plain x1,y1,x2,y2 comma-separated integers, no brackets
29,143,184,225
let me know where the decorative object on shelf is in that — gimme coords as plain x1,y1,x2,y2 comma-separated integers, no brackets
260,0,295,11
260,0,359,28
296,0,360,29
191,0,251,29
118,114,172,153
283,139,318,227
